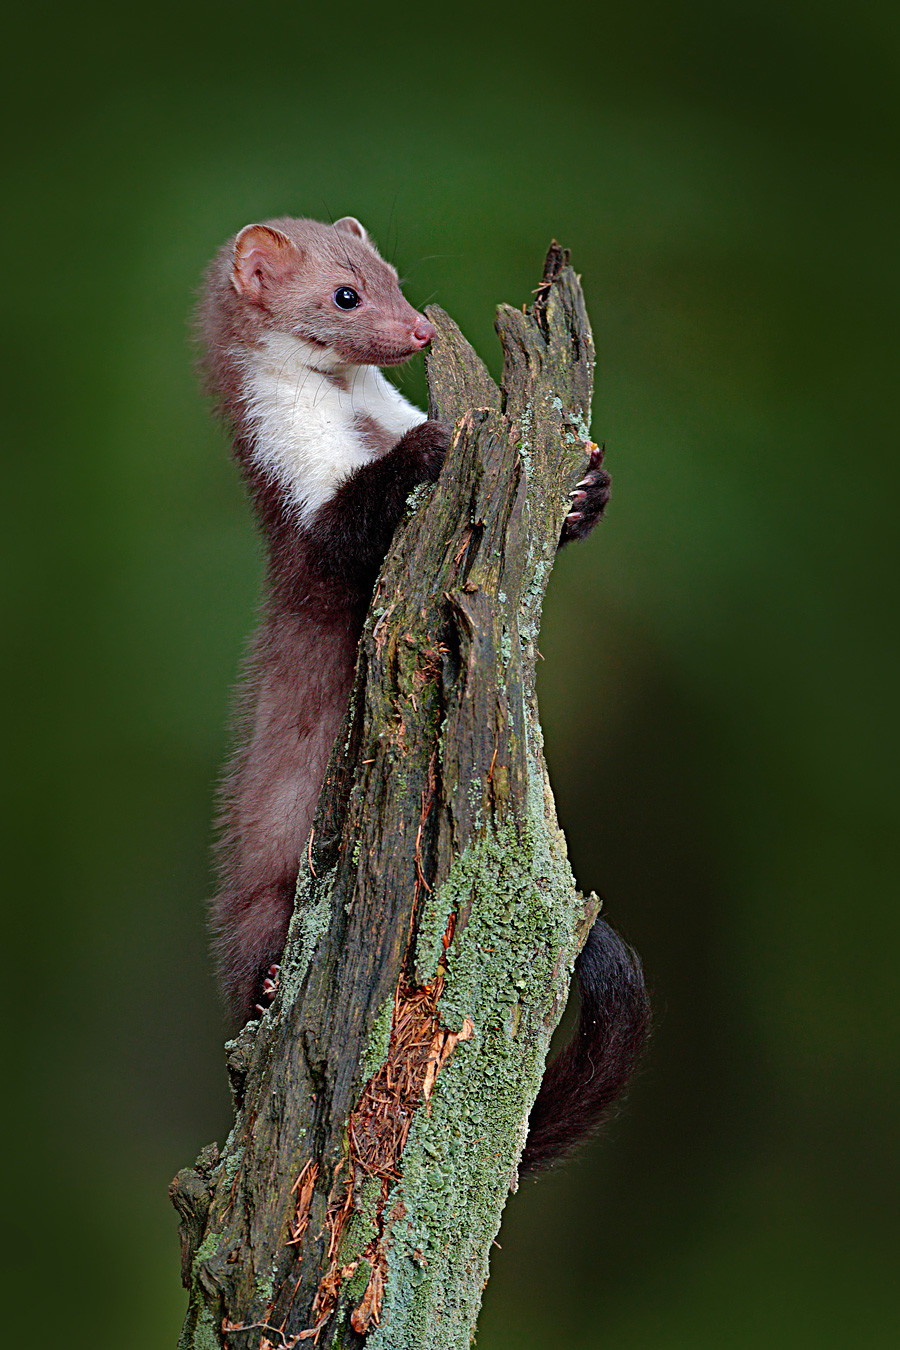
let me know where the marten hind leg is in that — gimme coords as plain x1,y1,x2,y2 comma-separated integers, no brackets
211,878,295,1025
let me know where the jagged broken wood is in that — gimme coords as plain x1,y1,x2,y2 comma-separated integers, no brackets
172,243,602,1350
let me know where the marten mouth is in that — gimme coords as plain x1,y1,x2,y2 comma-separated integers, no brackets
379,345,423,366
329,335,429,368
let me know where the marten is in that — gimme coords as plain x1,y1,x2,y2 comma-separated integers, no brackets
196,215,649,1170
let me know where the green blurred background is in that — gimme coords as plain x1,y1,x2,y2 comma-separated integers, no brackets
4,2,897,1345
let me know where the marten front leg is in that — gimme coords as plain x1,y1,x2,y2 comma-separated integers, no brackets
559,441,611,546
307,419,452,598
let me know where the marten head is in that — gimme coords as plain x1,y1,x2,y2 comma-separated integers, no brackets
201,216,434,372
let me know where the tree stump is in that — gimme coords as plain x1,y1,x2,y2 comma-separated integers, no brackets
173,242,603,1350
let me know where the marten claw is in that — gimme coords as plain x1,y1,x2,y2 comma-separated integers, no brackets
560,439,611,546
255,963,281,1014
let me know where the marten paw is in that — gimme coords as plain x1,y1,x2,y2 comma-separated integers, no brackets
399,418,453,481
560,441,610,545
254,963,281,1016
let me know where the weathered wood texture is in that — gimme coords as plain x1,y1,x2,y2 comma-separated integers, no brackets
173,245,600,1350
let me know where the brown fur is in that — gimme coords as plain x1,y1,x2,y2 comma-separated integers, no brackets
213,601,361,1018
198,216,448,1021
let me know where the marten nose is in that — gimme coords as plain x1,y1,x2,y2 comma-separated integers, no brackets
410,318,435,349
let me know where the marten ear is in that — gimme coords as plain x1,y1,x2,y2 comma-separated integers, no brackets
333,216,369,244
231,225,300,300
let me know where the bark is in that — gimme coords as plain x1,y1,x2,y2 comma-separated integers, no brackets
172,243,600,1350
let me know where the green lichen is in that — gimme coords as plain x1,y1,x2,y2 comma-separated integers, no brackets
405,481,433,513
370,813,578,1350
178,1303,221,1350
339,1175,382,1266
257,1264,277,1306
339,1254,375,1311
311,1176,384,1347
193,1231,222,1275
519,554,553,642
415,889,455,986
218,1146,243,1187
517,409,533,470
179,1233,227,1350
550,395,591,444
361,990,395,1080
280,861,338,1005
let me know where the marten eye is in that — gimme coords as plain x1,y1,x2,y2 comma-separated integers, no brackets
333,286,361,311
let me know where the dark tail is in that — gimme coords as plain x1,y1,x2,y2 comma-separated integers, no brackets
521,915,650,1173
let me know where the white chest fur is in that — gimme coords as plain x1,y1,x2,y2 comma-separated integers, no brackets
238,332,427,525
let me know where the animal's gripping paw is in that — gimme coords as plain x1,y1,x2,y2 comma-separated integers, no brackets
400,418,453,481
254,963,281,1015
560,441,611,545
